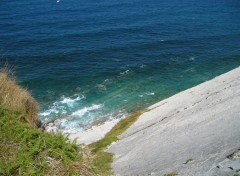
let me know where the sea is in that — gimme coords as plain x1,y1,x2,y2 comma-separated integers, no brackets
1,0,240,133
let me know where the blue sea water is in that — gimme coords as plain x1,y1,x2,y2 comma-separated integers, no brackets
1,0,240,132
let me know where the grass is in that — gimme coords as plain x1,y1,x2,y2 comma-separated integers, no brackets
164,172,178,176
184,158,194,164
0,70,39,128
0,107,93,176
89,110,147,175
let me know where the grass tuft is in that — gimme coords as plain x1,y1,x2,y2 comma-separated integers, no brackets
184,158,194,164
164,172,178,176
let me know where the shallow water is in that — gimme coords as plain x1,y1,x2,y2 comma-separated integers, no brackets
1,0,240,133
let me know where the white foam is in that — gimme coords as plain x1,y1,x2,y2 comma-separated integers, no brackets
45,108,129,143
40,107,60,117
40,111,51,117
60,95,85,107
120,70,130,75
189,57,195,61
46,118,83,134
146,92,155,96
104,79,110,83
40,94,85,118
72,104,103,117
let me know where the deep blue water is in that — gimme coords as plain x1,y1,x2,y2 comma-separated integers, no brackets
1,0,240,132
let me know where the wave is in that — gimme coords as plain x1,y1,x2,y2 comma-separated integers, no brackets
145,92,155,96
138,92,154,98
40,94,85,120
47,118,83,134
71,104,103,117
44,104,103,134
46,105,127,134
120,69,130,75
60,95,84,107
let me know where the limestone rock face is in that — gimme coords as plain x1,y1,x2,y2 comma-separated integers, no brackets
108,67,240,176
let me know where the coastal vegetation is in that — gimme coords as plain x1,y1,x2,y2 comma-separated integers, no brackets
0,71,92,175
0,69,146,175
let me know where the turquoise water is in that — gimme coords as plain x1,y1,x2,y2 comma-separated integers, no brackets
1,0,240,132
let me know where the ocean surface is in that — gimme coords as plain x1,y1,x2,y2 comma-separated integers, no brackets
1,0,240,133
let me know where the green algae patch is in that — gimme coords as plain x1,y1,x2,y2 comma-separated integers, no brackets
89,110,147,175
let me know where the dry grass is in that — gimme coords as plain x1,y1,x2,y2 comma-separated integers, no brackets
41,144,94,176
0,141,20,166
0,69,39,127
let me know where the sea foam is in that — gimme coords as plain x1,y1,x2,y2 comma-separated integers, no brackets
71,104,103,117
40,94,85,119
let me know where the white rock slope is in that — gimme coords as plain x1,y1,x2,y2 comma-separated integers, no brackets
108,67,240,176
